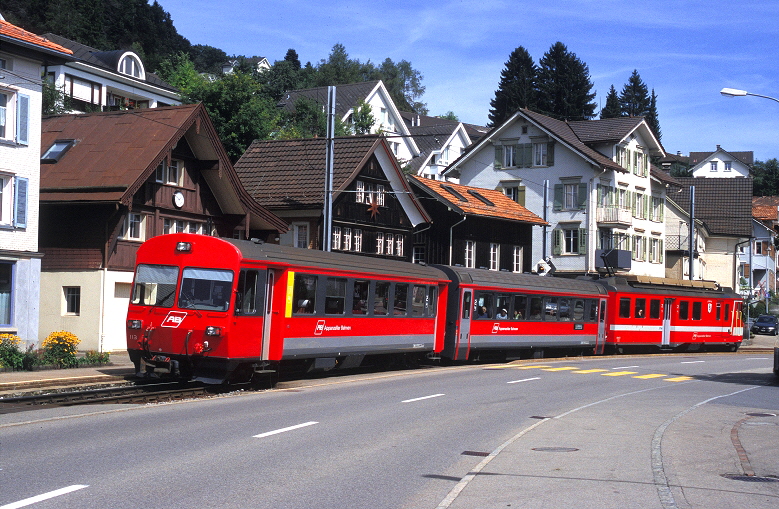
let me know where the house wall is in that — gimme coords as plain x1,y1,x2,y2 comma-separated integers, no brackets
39,270,102,350
705,237,741,290
691,151,750,178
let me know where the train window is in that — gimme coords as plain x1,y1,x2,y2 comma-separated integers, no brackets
692,301,702,320
679,301,689,320
352,280,369,315
293,274,317,314
649,299,661,319
179,268,233,312
619,298,631,318
374,282,390,315
529,297,543,320
496,295,511,320
588,300,598,322
325,277,347,315
394,283,409,316
427,286,438,317
411,285,426,317
512,295,527,320
724,303,729,320
475,293,494,319
558,298,571,321
235,270,266,315
131,264,178,307
572,299,585,321
634,298,646,319
544,297,558,321
462,291,472,319
716,302,721,320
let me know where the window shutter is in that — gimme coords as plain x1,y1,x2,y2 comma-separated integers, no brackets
659,201,664,222
494,146,503,169
631,235,637,260
553,229,562,255
608,186,615,207
631,192,637,217
643,195,650,219
523,144,533,168
578,228,587,253
13,176,28,228
577,183,588,210
659,239,664,263
597,184,603,205
553,184,563,211
517,186,526,206
16,93,30,146
547,142,555,166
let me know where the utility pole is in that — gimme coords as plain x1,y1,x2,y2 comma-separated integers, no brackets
688,186,695,280
323,86,335,251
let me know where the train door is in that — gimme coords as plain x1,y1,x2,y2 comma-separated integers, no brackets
261,270,275,360
662,298,673,347
731,300,744,338
233,269,268,358
455,289,473,360
595,298,607,354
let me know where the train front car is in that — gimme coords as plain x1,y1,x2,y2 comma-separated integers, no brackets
437,267,608,361
127,234,248,383
597,276,743,353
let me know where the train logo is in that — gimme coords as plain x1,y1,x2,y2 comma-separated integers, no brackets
492,323,500,334
315,320,326,335
161,311,188,328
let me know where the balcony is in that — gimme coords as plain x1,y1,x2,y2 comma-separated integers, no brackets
596,207,632,228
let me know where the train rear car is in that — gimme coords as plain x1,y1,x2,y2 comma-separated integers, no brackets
127,234,448,383
597,276,743,352
435,266,608,361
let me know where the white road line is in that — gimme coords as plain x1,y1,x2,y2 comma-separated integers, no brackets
613,365,639,369
0,485,88,509
253,421,318,438
402,393,445,403
680,360,705,364
507,377,540,384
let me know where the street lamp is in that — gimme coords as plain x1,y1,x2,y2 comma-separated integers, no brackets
720,88,779,104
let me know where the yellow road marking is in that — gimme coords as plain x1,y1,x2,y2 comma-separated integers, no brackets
664,376,694,382
633,374,667,379
601,371,638,376
572,369,609,373
541,367,580,371
514,365,552,370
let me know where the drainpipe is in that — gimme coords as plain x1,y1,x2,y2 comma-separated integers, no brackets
449,215,467,265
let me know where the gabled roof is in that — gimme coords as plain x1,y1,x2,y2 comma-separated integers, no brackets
651,165,682,187
277,81,381,118
399,111,490,143
408,175,546,225
41,33,177,92
690,148,754,166
752,196,779,223
568,116,646,144
40,104,286,231
0,20,72,58
405,123,470,174
671,177,753,236
234,135,431,225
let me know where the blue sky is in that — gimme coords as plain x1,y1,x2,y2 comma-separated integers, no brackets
158,0,779,162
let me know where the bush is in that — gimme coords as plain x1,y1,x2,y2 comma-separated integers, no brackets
82,350,110,365
0,333,24,370
42,331,80,368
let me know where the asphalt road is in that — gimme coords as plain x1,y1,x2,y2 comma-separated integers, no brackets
0,353,777,509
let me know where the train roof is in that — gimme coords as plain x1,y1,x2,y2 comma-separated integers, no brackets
594,275,739,298
225,238,448,282
434,266,607,297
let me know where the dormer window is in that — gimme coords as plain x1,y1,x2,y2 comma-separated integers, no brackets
118,53,145,79
41,140,76,163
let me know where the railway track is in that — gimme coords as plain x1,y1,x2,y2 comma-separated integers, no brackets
0,381,227,414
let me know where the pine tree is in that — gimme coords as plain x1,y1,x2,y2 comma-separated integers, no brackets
536,42,596,120
600,85,622,119
618,70,650,117
646,88,662,142
488,46,537,127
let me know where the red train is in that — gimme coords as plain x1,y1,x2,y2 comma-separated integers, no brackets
126,234,744,383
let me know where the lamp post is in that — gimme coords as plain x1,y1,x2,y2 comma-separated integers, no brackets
720,88,779,104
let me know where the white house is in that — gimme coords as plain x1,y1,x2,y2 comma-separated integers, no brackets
443,109,668,277
41,33,180,112
222,57,270,75
689,146,752,178
0,18,73,346
277,80,421,165
405,122,471,181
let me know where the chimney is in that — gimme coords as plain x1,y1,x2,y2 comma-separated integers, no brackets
716,144,721,150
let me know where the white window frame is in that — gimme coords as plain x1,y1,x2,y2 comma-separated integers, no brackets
386,233,394,256
377,184,385,206
563,183,578,210
343,228,352,251
123,213,145,241
710,161,718,172
489,243,500,271
564,229,580,255
355,181,364,203
512,246,523,273
0,89,30,145
395,235,404,257
292,222,309,248
63,286,81,315
354,229,362,252
413,245,425,264
465,240,475,268
0,174,11,226
724,161,732,172
376,232,384,254
156,159,183,185
503,145,516,167
533,142,548,166
332,226,341,250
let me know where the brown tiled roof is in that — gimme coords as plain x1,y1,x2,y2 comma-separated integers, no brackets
753,196,779,207
671,177,753,236
651,165,682,187
0,20,73,55
277,81,380,118
568,116,645,144
40,104,286,231
405,124,461,174
409,175,547,225
689,149,753,166
399,111,489,143
753,205,777,221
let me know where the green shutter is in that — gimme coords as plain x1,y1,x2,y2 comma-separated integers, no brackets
631,235,637,260
597,184,603,205
553,229,562,255
517,186,526,206
494,145,503,169
578,228,587,253
523,144,533,168
553,184,563,211
660,239,664,263
644,194,650,219
547,141,555,166
577,183,588,210
631,191,637,217
659,201,664,222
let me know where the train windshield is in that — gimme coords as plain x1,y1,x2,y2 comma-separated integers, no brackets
178,268,234,312
131,264,179,307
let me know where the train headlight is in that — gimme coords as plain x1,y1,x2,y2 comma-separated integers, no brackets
176,242,192,253
205,326,222,337
127,320,142,329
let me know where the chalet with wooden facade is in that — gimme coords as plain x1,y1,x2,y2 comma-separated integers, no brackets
408,176,546,271
234,136,431,261
38,104,286,351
